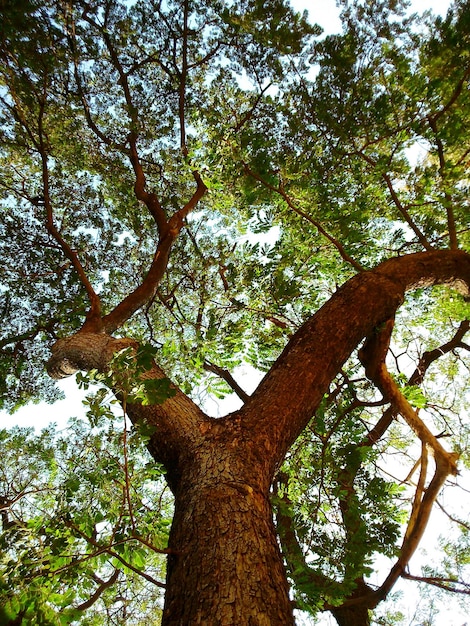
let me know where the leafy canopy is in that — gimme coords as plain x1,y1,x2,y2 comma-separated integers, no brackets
1,0,469,623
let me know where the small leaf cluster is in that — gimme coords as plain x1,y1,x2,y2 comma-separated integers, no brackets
76,344,176,408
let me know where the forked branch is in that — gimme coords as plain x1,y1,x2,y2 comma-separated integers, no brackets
65,6,208,333
358,318,460,607
36,91,103,328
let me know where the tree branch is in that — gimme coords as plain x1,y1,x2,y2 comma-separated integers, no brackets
357,310,462,607
179,0,189,156
428,64,470,124
243,164,364,272
74,569,120,611
358,152,433,251
361,319,469,446
63,4,208,333
427,115,458,250
401,572,470,594
240,250,470,476
203,361,250,403
46,333,212,490
34,80,103,329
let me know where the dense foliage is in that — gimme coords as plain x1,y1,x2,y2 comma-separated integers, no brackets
1,0,469,623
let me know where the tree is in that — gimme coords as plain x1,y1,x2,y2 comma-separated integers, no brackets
0,0,469,624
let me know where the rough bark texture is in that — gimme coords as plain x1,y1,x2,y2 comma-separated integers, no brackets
162,442,294,625
45,249,470,626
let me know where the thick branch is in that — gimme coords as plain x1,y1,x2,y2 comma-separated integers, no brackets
357,311,461,607
128,133,168,234
362,319,469,446
363,357,459,476
373,452,458,606
100,168,206,334
46,332,211,488
101,235,174,334
65,6,207,333
78,9,168,234
239,250,470,476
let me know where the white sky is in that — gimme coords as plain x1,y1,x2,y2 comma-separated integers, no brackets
291,0,453,35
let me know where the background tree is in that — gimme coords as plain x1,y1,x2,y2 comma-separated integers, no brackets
0,0,469,625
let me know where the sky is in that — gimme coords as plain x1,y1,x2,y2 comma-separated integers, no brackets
2,0,467,624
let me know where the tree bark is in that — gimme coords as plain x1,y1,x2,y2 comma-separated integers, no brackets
161,442,294,625
331,600,371,626
45,249,470,625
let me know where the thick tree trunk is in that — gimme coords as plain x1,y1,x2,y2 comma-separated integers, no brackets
163,460,294,625
45,250,470,626
152,416,295,625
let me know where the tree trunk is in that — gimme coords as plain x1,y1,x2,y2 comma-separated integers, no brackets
161,441,294,626
45,250,470,625
331,604,370,626
329,579,372,626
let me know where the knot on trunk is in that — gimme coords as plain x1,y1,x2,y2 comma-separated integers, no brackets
46,333,137,379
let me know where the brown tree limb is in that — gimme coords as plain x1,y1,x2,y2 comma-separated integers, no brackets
373,453,459,607
428,64,470,124
356,309,462,608
203,361,250,403
373,363,459,475
1,52,103,327
240,249,470,474
46,252,469,501
358,152,433,251
128,134,168,234
361,319,469,446
99,235,173,333
401,572,470,594
77,8,168,234
410,319,470,385
60,5,209,334
39,154,103,329
74,569,120,611
300,318,468,614
46,333,211,490
100,167,207,334
32,78,103,329
0,322,57,350
73,9,207,333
